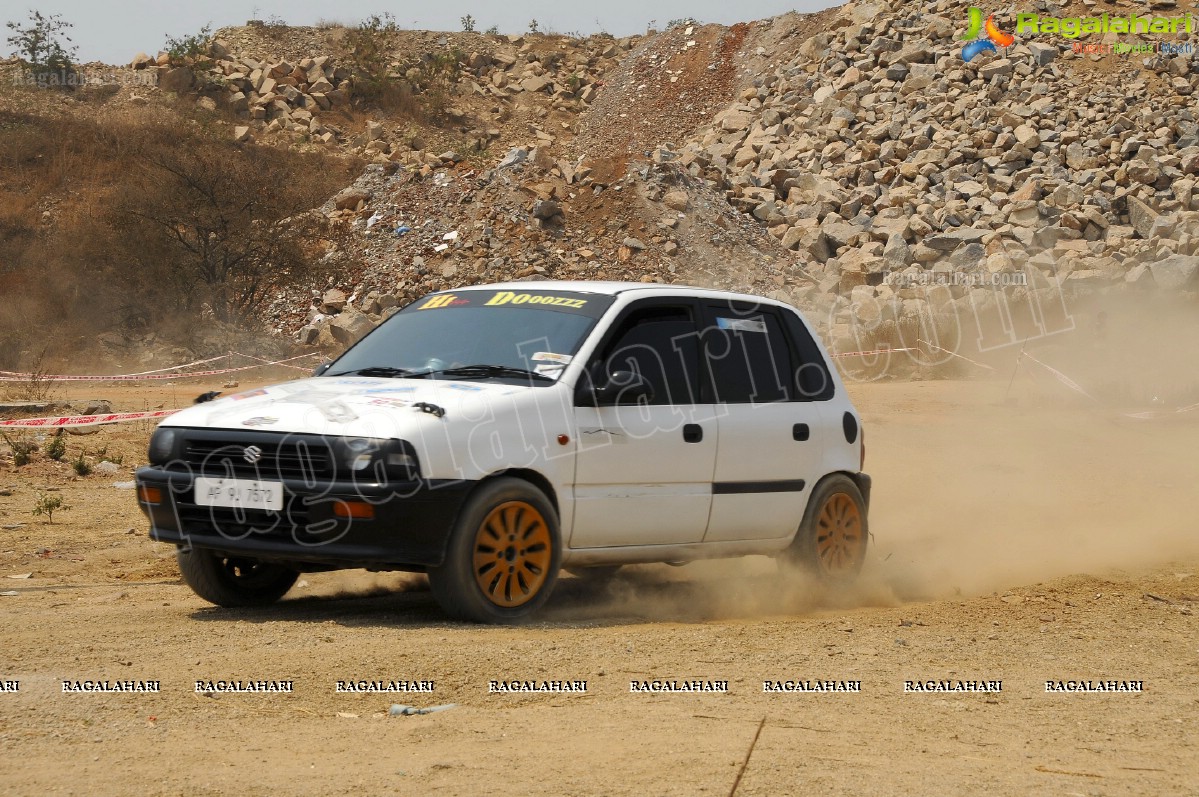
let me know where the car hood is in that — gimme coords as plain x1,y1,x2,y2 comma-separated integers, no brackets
158,376,544,438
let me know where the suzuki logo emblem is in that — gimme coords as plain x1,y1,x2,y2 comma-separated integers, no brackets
243,445,264,464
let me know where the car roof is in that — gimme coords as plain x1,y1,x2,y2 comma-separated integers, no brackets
449,280,791,306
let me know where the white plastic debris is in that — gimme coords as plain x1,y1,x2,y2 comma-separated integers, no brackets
389,703,457,716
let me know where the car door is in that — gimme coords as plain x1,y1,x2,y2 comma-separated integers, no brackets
570,300,718,548
699,301,835,542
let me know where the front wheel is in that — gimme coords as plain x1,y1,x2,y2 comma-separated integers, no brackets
779,474,868,583
428,478,561,623
176,548,299,607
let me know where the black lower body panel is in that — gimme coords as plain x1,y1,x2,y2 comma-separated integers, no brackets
135,466,473,570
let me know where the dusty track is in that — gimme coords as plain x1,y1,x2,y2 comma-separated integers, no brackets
1,375,1197,796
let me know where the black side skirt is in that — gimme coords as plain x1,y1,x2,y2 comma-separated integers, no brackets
712,480,806,494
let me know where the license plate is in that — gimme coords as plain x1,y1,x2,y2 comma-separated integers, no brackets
194,478,283,511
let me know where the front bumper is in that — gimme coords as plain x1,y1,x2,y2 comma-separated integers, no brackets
135,466,472,570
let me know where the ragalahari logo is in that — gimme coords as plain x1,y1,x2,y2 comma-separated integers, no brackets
959,7,1015,61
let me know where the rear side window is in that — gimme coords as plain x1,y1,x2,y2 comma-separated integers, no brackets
783,310,835,401
700,305,793,404
596,305,701,406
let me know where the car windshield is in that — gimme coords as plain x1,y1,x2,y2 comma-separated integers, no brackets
326,288,614,383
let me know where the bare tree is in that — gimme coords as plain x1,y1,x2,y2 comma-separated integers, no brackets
116,126,334,323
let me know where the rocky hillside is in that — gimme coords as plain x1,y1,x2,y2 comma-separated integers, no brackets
5,0,1198,367
255,0,1198,358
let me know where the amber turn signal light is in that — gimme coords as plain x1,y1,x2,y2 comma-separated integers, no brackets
137,486,162,505
334,501,375,519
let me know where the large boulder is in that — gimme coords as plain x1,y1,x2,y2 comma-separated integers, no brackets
320,288,347,313
333,187,371,211
1149,254,1199,290
158,66,195,94
328,308,375,345
1126,196,1161,239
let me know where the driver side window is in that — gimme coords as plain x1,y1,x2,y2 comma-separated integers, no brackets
593,305,701,406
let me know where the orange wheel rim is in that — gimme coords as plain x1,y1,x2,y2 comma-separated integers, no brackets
472,501,552,608
815,493,863,575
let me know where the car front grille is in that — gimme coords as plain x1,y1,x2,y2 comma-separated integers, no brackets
180,434,335,481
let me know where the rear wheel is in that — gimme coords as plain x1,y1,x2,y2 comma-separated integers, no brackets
780,474,868,583
428,478,561,623
176,548,299,607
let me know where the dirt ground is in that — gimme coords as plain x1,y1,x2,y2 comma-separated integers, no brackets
1,364,1198,796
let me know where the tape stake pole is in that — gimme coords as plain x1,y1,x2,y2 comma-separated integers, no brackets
916,339,995,371
1004,346,1024,403
1020,352,1098,402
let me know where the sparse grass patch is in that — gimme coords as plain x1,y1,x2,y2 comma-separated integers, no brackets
2,431,36,467
32,492,68,523
44,429,66,461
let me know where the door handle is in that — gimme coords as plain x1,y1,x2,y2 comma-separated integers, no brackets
683,424,703,443
792,423,810,441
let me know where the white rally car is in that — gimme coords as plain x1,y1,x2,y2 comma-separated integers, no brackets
135,282,870,623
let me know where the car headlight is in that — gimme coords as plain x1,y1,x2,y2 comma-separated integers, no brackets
337,438,421,482
343,438,380,472
147,427,177,465
383,443,421,482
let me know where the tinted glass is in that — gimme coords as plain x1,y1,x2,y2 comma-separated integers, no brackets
784,311,835,401
328,289,613,381
701,307,792,404
600,306,700,406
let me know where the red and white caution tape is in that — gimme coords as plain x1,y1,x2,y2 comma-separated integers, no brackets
0,352,322,382
916,339,996,371
232,351,322,373
830,347,916,359
1121,401,1199,421
123,353,236,376
1014,351,1197,421
0,409,180,428
1018,351,1097,402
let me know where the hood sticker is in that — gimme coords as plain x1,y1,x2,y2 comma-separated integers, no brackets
241,416,279,427
368,397,413,408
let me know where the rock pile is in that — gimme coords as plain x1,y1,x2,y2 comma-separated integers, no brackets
137,3,1199,358
286,151,685,347
671,0,1199,305
132,43,352,142
133,28,636,152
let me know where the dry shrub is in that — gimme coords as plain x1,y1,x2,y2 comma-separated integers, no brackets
0,109,361,365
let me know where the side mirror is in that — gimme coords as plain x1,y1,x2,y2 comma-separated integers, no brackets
313,361,332,377
593,370,654,406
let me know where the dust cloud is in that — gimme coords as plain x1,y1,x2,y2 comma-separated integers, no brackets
867,290,1199,600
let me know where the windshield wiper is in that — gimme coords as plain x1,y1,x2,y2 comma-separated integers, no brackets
430,364,555,383
326,366,430,378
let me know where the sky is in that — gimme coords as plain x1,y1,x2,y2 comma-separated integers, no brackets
3,1,838,65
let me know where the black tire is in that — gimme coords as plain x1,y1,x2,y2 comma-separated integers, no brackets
428,478,561,623
779,474,868,583
176,547,299,607
565,565,622,583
